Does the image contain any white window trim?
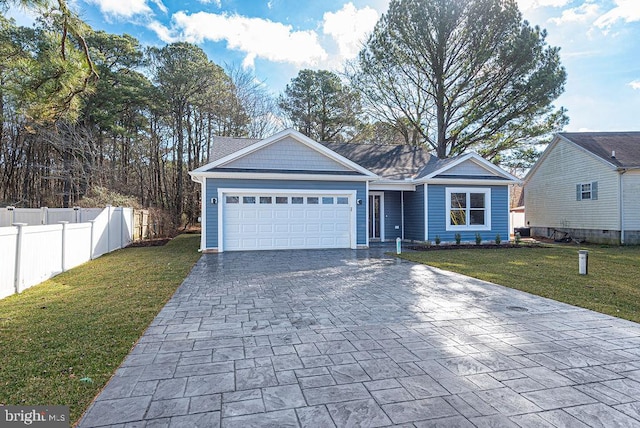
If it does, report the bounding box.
[579,182,592,200]
[445,187,491,231]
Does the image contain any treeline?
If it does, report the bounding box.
[0,17,277,225]
[1,0,568,225]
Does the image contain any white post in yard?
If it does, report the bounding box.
[578,250,588,275]
[12,223,27,293]
[396,237,401,255]
[60,221,69,272]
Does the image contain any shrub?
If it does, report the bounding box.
[475,233,482,245]
[455,233,461,245]
[495,233,501,245]
[435,235,441,245]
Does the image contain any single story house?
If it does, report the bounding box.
[189,129,520,252]
[524,132,640,245]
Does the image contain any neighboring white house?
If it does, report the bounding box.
[524,132,640,244]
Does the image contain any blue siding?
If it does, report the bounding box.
[205,178,366,248]
[427,185,509,242]
[383,191,402,240]
[403,185,425,241]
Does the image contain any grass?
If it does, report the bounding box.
[399,244,640,324]
[0,234,201,424]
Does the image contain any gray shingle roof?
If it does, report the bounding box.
[207,136,480,180]
[321,142,447,180]
[560,132,640,168]
[210,136,260,162]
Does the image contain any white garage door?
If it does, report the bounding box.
[222,192,353,251]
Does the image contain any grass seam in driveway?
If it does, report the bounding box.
[0,234,201,424]
[398,244,640,324]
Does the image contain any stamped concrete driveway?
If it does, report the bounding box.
[79,248,640,427]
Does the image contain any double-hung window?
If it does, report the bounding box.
[446,188,491,231]
[576,182,598,201]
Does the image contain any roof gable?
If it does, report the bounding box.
[220,136,353,172]
[418,153,519,182]
[192,129,377,178]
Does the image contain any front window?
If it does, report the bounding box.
[446,188,491,230]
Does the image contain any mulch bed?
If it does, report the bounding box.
[127,238,172,247]
[408,242,540,251]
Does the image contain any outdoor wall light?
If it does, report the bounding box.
[211,198,218,204]
[357,199,363,205]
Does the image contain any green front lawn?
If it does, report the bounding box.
[0,234,201,424]
[399,244,640,323]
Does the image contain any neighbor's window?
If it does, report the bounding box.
[577,182,598,201]
[446,188,491,231]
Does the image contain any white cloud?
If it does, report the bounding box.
[84,0,166,18]
[150,0,168,14]
[322,3,379,60]
[549,3,599,24]
[594,0,640,29]
[151,11,328,68]
[197,0,222,6]
[629,80,640,90]
[517,0,570,11]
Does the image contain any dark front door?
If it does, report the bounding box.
[369,193,382,240]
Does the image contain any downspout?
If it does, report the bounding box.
[401,191,405,240]
[619,169,626,245]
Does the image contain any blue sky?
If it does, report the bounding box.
[8,0,640,132]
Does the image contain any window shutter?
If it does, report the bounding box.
[592,181,598,200]
[576,184,582,201]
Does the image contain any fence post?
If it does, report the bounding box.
[89,220,96,260]
[13,223,27,294]
[60,221,69,272]
[42,207,48,224]
[106,205,112,252]
[74,206,80,223]
[120,207,125,249]
[7,206,15,225]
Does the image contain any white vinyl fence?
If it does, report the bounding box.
[0,206,133,300]
[0,206,102,227]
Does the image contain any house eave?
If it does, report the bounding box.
[369,180,416,191]
[421,178,521,186]
[188,171,376,182]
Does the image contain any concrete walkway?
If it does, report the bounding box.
[78,248,640,427]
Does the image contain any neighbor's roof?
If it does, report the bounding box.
[560,132,640,168]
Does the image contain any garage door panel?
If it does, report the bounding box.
[274,224,289,233]
[223,191,353,251]
[258,224,273,233]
